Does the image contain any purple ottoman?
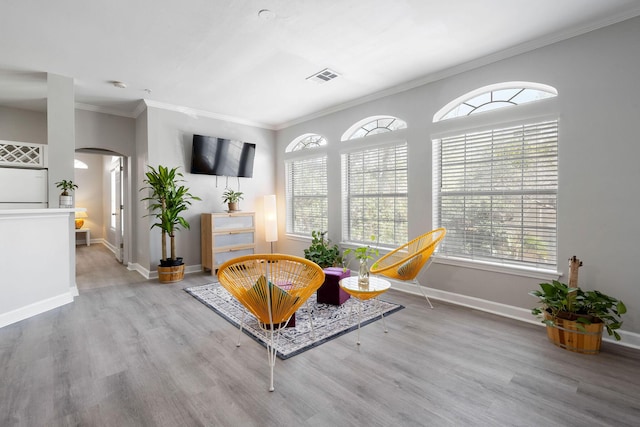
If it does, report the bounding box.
[317,267,351,305]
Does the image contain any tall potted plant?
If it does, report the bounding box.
[141,165,200,283]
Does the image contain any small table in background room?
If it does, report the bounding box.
[339,276,391,345]
[75,228,91,246]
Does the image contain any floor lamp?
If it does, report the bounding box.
[264,195,278,253]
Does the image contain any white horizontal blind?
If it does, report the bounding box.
[434,120,558,268]
[285,156,328,235]
[342,143,408,246]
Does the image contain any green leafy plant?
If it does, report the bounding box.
[303,230,342,269]
[55,180,78,195]
[141,165,200,266]
[343,234,379,265]
[530,280,627,340]
[222,188,244,204]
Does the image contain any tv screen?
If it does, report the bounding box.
[191,135,255,177]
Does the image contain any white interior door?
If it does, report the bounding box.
[112,158,124,262]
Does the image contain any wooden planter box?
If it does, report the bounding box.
[544,312,603,354]
[158,264,185,283]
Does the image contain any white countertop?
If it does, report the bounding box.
[0,208,82,215]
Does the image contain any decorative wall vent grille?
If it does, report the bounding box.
[0,140,48,168]
[306,68,340,84]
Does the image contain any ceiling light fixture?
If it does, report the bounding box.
[258,9,275,20]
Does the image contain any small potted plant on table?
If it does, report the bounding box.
[222,188,244,212]
[343,235,379,288]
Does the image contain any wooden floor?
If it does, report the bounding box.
[1,244,639,426]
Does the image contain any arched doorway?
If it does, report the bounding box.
[74,148,131,267]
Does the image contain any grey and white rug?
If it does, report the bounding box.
[185,283,404,359]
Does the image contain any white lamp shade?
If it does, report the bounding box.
[264,195,278,243]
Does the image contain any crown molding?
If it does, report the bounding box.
[275,8,640,130]
[143,99,275,130]
[74,102,139,118]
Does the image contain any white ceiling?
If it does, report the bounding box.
[2,0,640,129]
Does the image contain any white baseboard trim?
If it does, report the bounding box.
[128,263,150,279]
[392,281,640,350]
[186,264,203,275]
[101,239,116,253]
[128,263,201,280]
[0,293,74,329]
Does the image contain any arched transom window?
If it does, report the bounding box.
[434,82,557,122]
[286,133,327,152]
[342,116,407,141]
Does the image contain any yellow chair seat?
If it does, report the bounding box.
[370,228,446,307]
[217,253,325,391]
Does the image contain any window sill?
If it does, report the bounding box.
[285,233,312,243]
[433,255,562,281]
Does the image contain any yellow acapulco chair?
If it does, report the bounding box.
[216,253,325,391]
[370,228,446,308]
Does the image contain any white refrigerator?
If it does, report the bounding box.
[0,167,48,209]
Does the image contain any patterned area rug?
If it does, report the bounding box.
[184,283,404,359]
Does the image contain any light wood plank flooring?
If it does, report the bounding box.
[1,244,639,426]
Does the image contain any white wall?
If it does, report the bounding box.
[275,16,640,334]
[139,105,277,273]
[0,106,46,144]
[75,109,136,157]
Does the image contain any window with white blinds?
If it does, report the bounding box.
[285,156,328,235]
[433,120,558,268]
[342,143,408,246]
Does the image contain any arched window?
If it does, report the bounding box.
[434,82,557,122]
[432,82,559,270]
[341,116,407,141]
[285,134,328,236]
[341,116,408,246]
[286,133,327,152]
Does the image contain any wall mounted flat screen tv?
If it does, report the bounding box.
[190,134,256,177]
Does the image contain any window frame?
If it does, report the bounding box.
[340,132,409,249]
[432,83,560,277]
[284,135,329,238]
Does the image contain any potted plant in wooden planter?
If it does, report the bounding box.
[141,165,200,283]
[530,256,626,354]
[222,188,244,211]
[55,179,78,208]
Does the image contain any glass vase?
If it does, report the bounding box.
[358,258,370,289]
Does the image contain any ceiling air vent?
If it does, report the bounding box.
[306,68,340,84]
